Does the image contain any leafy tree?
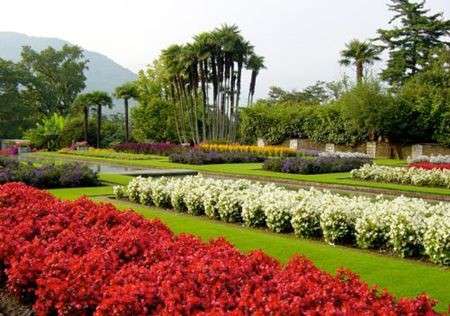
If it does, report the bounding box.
[377,0,450,86]
[114,82,139,142]
[0,58,34,138]
[131,99,177,143]
[339,39,381,82]
[20,44,88,116]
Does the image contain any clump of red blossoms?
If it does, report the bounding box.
[0,182,441,315]
[409,162,450,170]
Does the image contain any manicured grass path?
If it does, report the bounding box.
[35,151,450,197]
[48,176,450,311]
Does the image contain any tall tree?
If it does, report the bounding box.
[155,24,264,143]
[247,54,265,105]
[82,91,112,148]
[114,82,139,143]
[377,0,450,86]
[20,44,88,116]
[0,58,34,138]
[339,39,380,83]
[71,93,92,143]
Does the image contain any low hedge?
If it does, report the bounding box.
[0,156,99,188]
[169,150,265,165]
[263,156,372,174]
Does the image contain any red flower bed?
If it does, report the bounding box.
[0,183,441,315]
[409,162,450,170]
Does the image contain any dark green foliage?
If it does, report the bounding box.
[131,99,178,143]
[0,59,34,138]
[377,0,450,86]
[20,45,88,116]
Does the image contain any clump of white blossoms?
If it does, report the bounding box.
[116,175,450,265]
[351,164,450,188]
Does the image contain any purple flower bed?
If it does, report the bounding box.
[263,156,372,174]
[113,142,184,156]
[0,156,99,188]
[169,150,265,165]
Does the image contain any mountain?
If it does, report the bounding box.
[0,32,137,111]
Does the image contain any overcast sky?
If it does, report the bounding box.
[1,0,448,99]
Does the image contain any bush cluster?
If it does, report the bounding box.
[263,156,371,174]
[118,176,450,265]
[0,182,439,314]
[0,156,99,188]
[169,150,265,165]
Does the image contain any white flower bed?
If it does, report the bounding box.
[409,154,450,164]
[319,151,371,159]
[351,164,450,188]
[114,176,450,265]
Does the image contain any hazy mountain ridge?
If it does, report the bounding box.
[0,32,137,111]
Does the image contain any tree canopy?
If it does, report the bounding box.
[377,0,450,86]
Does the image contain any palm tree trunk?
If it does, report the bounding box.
[83,105,89,144]
[96,104,102,148]
[356,62,363,83]
[124,98,129,143]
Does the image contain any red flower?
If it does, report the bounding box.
[0,182,441,315]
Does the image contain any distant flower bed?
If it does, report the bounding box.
[409,162,450,170]
[0,156,99,188]
[115,176,450,265]
[169,149,265,165]
[409,154,450,164]
[59,147,153,160]
[113,142,183,156]
[319,151,371,159]
[0,183,439,314]
[200,143,295,157]
[351,164,450,188]
[263,156,372,174]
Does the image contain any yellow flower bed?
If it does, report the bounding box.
[199,144,295,156]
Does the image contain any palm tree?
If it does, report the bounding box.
[84,91,113,148]
[71,93,91,144]
[114,82,138,143]
[246,54,265,105]
[339,39,381,83]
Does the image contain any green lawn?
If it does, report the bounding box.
[35,151,450,197]
[48,179,450,311]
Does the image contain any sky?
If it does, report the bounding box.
[1,0,449,99]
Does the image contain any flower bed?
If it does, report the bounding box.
[59,147,154,160]
[409,162,450,170]
[200,143,295,157]
[113,142,183,156]
[410,155,450,164]
[263,156,372,174]
[351,164,450,188]
[0,156,99,188]
[0,183,440,314]
[169,149,265,165]
[115,176,450,265]
[319,151,371,159]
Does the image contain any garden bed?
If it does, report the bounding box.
[169,149,265,164]
[0,183,441,315]
[115,176,450,265]
[351,164,450,188]
[0,156,99,188]
[263,155,371,174]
